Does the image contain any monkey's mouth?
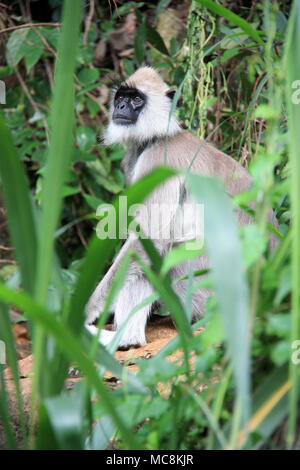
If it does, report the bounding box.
[113,116,135,125]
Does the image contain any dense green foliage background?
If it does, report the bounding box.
[0,0,299,451]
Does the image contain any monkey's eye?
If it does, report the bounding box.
[116,96,123,102]
[133,96,141,102]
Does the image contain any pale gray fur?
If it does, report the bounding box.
[85,67,278,348]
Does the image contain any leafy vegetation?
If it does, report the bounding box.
[0,0,299,450]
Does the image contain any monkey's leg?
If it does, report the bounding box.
[85,236,153,347]
[85,235,138,324]
[86,274,153,348]
[112,274,154,347]
[85,268,115,325]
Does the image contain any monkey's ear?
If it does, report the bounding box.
[166,89,176,100]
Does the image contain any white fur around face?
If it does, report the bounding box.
[104,87,181,145]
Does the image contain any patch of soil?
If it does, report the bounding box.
[1,314,203,449]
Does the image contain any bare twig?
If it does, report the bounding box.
[43,58,54,92]
[31,24,57,57]
[0,22,60,35]
[83,0,95,46]
[214,17,224,144]
[0,2,12,9]
[72,201,88,248]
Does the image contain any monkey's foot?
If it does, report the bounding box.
[85,323,146,349]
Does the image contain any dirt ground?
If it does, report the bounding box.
[1,314,203,449]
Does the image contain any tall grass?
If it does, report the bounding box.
[285,0,300,447]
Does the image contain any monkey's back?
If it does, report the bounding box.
[130,129,252,197]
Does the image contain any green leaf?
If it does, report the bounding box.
[61,184,80,198]
[274,266,291,305]
[24,29,44,73]
[270,340,290,366]
[6,29,29,66]
[254,104,278,119]
[145,23,169,56]
[93,173,123,194]
[43,391,85,450]
[71,148,96,162]
[43,28,60,49]
[134,21,147,65]
[123,58,135,76]
[161,243,203,275]
[77,68,100,86]
[86,96,100,117]
[240,224,267,268]
[76,125,96,151]
[83,194,104,211]
[25,46,43,73]
[200,310,224,349]
[266,313,291,338]
[6,28,45,72]
[85,415,116,450]
[156,0,172,20]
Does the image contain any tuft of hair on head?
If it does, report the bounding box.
[104,66,181,145]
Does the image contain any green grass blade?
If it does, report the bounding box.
[186,173,250,426]
[0,281,140,449]
[30,0,82,435]
[0,114,37,294]
[34,0,82,303]
[137,238,192,338]
[207,364,232,450]
[248,366,299,449]
[186,385,228,449]
[0,301,26,447]
[85,415,116,450]
[237,73,269,159]
[0,365,17,449]
[220,366,300,450]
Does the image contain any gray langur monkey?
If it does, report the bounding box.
[85,66,278,348]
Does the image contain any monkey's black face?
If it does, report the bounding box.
[113,86,146,125]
